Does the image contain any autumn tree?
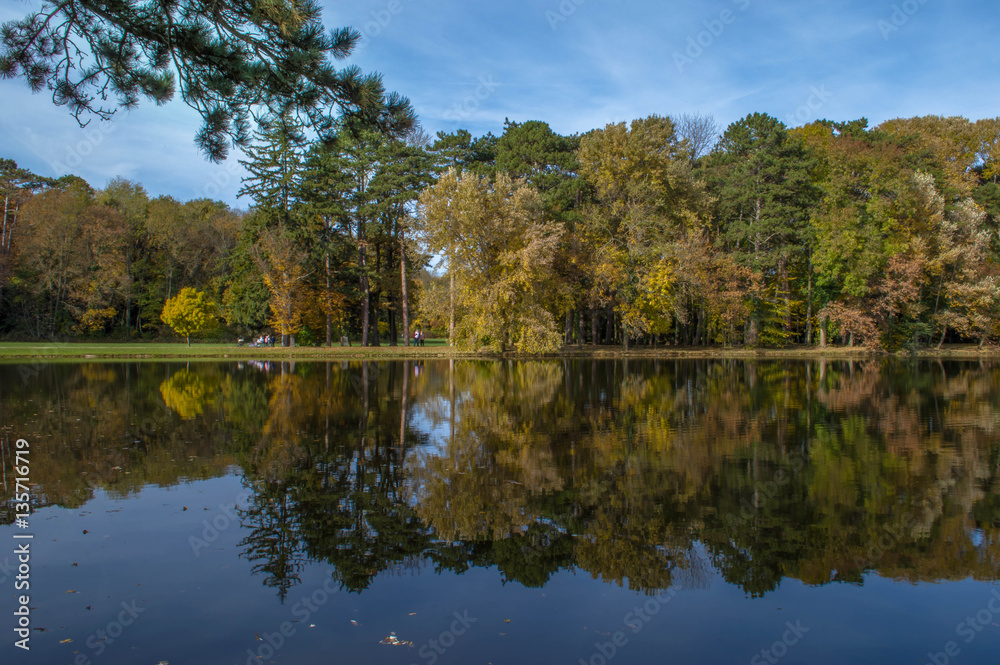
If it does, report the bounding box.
[577,115,706,348]
[255,228,310,347]
[0,160,50,303]
[161,287,218,346]
[420,171,563,353]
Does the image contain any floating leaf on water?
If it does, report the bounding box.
[59,639,72,644]
[379,633,412,646]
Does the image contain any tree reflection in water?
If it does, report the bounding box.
[3,358,999,599]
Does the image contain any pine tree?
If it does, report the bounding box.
[1,0,414,160]
[706,113,818,346]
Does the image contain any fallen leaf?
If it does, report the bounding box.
[380,633,412,647]
[59,639,72,644]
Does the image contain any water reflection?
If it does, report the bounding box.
[3,358,999,600]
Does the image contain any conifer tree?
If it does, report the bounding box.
[0,0,414,160]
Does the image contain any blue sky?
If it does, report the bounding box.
[1,0,997,207]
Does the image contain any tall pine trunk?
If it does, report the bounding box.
[325,252,332,346]
[400,231,410,347]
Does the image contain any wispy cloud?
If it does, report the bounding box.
[0,0,996,205]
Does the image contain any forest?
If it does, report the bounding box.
[2,112,999,352]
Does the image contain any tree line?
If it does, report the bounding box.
[2,112,999,351]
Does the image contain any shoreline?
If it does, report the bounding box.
[0,342,996,361]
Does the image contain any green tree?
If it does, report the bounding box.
[160,287,218,345]
[98,177,151,335]
[496,119,587,343]
[706,113,818,346]
[1,0,414,160]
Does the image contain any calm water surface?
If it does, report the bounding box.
[1,358,999,664]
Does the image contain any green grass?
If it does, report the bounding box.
[0,339,465,360]
[0,340,995,361]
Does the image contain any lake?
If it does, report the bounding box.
[1,358,999,664]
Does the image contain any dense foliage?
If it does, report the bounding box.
[1,112,999,351]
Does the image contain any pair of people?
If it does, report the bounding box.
[412,329,425,347]
[240,334,273,347]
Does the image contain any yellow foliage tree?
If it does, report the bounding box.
[160,287,218,346]
[255,229,310,346]
[420,171,564,353]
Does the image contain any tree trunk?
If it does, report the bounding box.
[819,316,827,348]
[369,295,380,346]
[400,233,410,347]
[577,309,584,348]
[388,301,397,347]
[449,270,455,347]
[186,335,190,347]
[325,251,332,347]
[359,220,370,346]
[780,257,791,334]
[806,262,813,346]
[936,326,946,350]
[590,307,598,346]
[564,311,572,345]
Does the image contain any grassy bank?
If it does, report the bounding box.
[0,341,996,361]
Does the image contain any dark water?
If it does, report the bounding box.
[1,358,999,665]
